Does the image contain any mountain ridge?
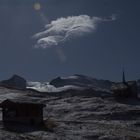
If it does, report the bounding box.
[0,74,140,93]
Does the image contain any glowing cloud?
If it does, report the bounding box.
[33,15,116,48]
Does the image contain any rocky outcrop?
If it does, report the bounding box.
[1,74,26,90]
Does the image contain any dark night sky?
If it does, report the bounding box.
[0,0,140,82]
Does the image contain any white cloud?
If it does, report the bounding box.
[33,15,116,48]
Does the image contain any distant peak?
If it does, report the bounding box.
[1,74,26,90]
[12,74,23,78]
[74,74,86,77]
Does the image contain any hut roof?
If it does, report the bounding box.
[0,99,46,108]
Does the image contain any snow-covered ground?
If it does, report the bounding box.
[0,86,140,139]
[27,81,84,92]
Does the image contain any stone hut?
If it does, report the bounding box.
[0,99,46,126]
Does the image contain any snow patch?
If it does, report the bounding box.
[27,81,84,92]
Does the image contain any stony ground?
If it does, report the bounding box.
[0,87,140,140]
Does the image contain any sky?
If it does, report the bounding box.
[0,0,140,82]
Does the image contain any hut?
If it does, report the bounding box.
[0,99,46,126]
[111,71,138,98]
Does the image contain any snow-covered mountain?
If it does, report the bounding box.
[50,74,113,90]
[27,74,113,92]
[1,74,140,93]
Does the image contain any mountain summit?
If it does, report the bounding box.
[1,74,26,89]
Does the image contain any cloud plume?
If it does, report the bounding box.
[33,15,116,48]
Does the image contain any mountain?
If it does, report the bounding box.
[27,74,113,92]
[0,74,26,90]
[1,74,140,94]
[50,74,113,91]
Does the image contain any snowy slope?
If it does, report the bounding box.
[27,81,84,92]
[0,76,140,139]
[0,86,140,139]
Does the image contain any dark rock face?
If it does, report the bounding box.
[1,75,26,89]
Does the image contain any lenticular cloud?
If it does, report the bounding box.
[33,15,116,48]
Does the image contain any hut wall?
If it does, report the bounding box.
[2,105,44,125]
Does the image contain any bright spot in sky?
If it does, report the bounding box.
[34,3,41,11]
